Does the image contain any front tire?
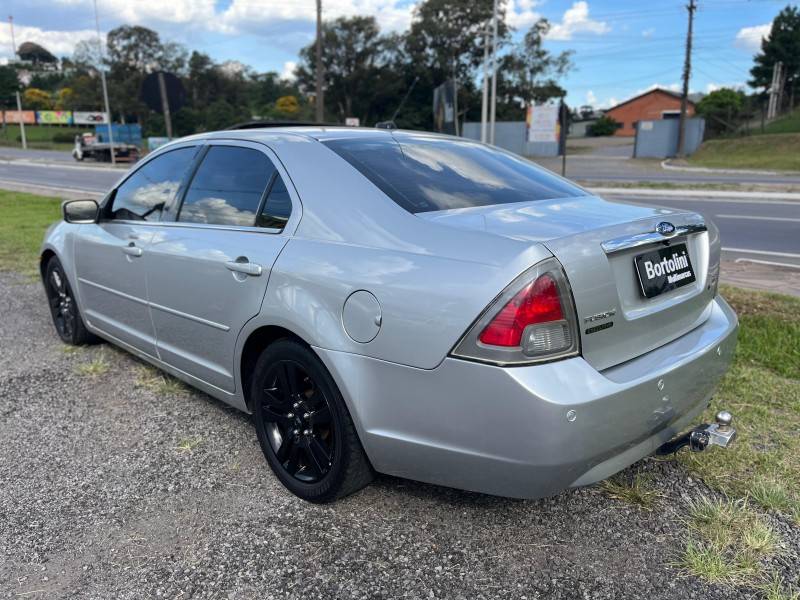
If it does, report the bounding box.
[44,257,98,346]
[251,339,373,503]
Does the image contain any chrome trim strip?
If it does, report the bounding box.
[78,277,148,305]
[149,301,231,332]
[601,222,707,254]
[101,219,282,235]
[79,277,230,332]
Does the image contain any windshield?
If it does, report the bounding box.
[321,132,586,214]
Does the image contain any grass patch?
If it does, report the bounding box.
[678,497,781,585]
[681,287,800,518]
[135,365,187,396]
[763,109,800,135]
[75,352,110,378]
[176,437,203,453]
[0,190,62,275]
[600,472,661,510]
[579,180,800,194]
[0,124,90,151]
[687,133,800,172]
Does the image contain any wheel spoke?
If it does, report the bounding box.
[275,431,295,462]
[285,443,302,476]
[306,437,331,475]
[261,404,291,426]
[263,386,288,408]
[308,405,331,426]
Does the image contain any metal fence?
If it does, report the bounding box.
[633,118,705,158]
[461,121,560,157]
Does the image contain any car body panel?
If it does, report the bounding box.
[41,126,738,499]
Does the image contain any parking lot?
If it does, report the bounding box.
[1,270,797,599]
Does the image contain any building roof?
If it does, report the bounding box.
[605,88,696,113]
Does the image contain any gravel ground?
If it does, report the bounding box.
[1,272,797,599]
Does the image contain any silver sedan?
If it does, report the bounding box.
[41,126,738,503]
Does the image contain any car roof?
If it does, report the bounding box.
[177,126,460,145]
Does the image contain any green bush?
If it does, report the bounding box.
[52,131,79,143]
[587,115,620,136]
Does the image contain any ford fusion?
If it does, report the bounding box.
[41,127,738,503]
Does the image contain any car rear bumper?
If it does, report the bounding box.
[315,296,738,499]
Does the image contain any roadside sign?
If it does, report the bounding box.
[526,104,560,143]
[37,111,73,125]
[73,111,109,125]
[345,117,360,127]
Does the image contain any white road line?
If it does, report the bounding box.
[715,214,800,223]
[734,258,800,270]
[722,247,800,259]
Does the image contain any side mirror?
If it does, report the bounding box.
[63,199,100,224]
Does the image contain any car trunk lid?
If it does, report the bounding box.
[418,195,718,370]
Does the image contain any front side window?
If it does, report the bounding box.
[178,146,276,227]
[321,133,586,214]
[109,146,197,221]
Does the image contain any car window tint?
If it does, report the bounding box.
[256,175,292,230]
[178,146,275,226]
[109,147,197,221]
[321,133,587,213]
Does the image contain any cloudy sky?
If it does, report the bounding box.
[0,0,783,109]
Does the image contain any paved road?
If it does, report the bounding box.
[1,155,798,267]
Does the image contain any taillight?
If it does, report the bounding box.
[451,258,579,366]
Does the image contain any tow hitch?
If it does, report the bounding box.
[656,411,737,455]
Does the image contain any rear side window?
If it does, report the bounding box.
[322,133,586,213]
[109,146,197,221]
[257,176,292,230]
[178,146,276,227]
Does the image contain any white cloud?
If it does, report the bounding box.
[585,90,597,105]
[0,24,97,60]
[55,0,217,27]
[506,0,543,30]
[642,28,655,38]
[547,1,610,41]
[281,61,297,81]
[705,82,745,93]
[735,23,770,51]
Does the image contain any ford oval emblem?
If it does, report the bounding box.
[656,221,676,236]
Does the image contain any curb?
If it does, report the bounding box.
[660,159,800,177]
[0,157,130,172]
[0,179,104,200]
[588,187,800,202]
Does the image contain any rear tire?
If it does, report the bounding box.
[251,339,373,503]
[43,257,98,346]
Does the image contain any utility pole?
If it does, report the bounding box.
[157,72,173,138]
[315,0,324,123]
[767,61,783,120]
[676,0,696,158]
[489,0,499,145]
[15,91,26,149]
[480,26,489,143]
[93,0,116,165]
[8,16,17,59]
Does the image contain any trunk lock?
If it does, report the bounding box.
[656,411,737,455]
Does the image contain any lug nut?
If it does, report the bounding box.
[303,412,311,420]
[293,401,300,409]
[287,412,294,419]
[303,429,311,436]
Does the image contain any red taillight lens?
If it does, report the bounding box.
[478,274,564,347]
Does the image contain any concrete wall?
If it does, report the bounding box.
[462,121,559,157]
[634,118,705,158]
[606,90,696,137]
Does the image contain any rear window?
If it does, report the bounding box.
[321,133,586,214]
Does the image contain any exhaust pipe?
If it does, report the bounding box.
[656,410,737,455]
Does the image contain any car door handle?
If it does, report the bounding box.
[122,244,143,257]
[225,260,263,277]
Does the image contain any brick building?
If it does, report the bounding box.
[604,88,696,137]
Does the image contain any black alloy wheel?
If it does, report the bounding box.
[252,339,373,502]
[260,359,335,483]
[44,258,97,346]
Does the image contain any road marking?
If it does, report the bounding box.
[596,191,800,206]
[734,258,800,270]
[715,214,800,223]
[722,247,800,259]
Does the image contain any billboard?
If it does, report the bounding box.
[526,104,560,143]
[433,80,457,135]
[3,110,36,124]
[73,111,109,125]
[37,111,73,125]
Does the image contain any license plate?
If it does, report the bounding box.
[634,243,696,298]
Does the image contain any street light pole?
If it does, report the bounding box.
[93,0,116,165]
[489,0,498,145]
[8,16,17,59]
[315,0,324,123]
[480,26,489,143]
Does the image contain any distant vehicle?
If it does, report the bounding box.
[43,126,738,503]
[72,133,139,163]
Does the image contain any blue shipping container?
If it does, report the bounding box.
[94,124,143,147]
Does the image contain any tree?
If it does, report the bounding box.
[696,88,746,135]
[296,16,399,124]
[22,87,52,110]
[275,95,300,116]
[0,66,20,107]
[749,5,800,110]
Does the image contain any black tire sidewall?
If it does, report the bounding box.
[251,339,350,503]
